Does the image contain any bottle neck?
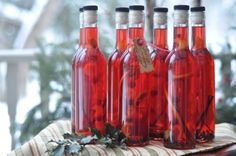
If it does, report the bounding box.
[84,25,98,49]
[79,28,84,48]
[129,25,144,42]
[115,28,128,52]
[154,27,168,49]
[192,24,206,49]
[173,25,189,50]
[129,10,144,42]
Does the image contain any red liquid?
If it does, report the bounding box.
[71,28,84,133]
[164,27,197,149]
[75,27,107,135]
[153,29,168,50]
[107,29,128,128]
[191,26,215,143]
[121,27,150,146]
[149,28,169,140]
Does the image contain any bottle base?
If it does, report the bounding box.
[126,136,149,147]
[164,141,195,150]
[196,133,214,143]
[150,132,164,141]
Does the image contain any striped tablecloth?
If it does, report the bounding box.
[8,120,236,156]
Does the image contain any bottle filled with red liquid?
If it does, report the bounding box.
[149,7,169,140]
[164,5,197,149]
[71,8,84,133]
[107,7,129,128]
[190,6,215,143]
[75,5,107,135]
[120,5,153,146]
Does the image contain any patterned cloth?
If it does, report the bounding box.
[8,120,236,156]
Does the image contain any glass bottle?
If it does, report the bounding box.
[107,7,129,128]
[121,5,153,146]
[149,7,169,140]
[71,8,84,133]
[191,6,215,143]
[164,5,197,149]
[75,5,107,135]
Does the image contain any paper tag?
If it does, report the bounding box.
[133,39,154,73]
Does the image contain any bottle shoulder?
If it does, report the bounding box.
[192,48,213,56]
[166,49,196,65]
[191,48,214,63]
[121,49,139,64]
[151,48,170,61]
[73,47,84,63]
[108,49,125,62]
[77,48,107,64]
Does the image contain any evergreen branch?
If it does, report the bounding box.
[46,123,127,156]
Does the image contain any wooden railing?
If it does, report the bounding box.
[0,49,37,62]
[0,48,38,149]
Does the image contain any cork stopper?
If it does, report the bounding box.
[129,5,144,26]
[115,7,129,25]
[153,7,168,28]
[174,5,189,25]
[191,7,205,25]
[83,5,98,27]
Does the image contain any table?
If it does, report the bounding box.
[8,120,236,156]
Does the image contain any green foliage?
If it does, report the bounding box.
[46,123,127,156]
[213,41,236,125]
[34,40,73,95]
[19,40,75,143]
